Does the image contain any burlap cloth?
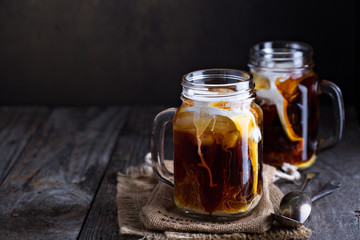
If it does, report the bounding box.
[116,160,312,239]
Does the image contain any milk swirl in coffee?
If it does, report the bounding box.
[151,69,264,219]
[173,89,263,216]
[246,41,342,169]
[251,63,318,168]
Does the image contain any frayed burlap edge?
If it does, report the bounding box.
[116,164,312,240]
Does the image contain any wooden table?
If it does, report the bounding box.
[0,106,359,240]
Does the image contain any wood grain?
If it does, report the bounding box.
[0,106,358,240]
[0,107,49,184]
[79,106,360,240]
[78,106,165,240]
[0,107,129,240]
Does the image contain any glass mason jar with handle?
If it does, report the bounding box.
[151,69,263,220]
[248,41,345,169]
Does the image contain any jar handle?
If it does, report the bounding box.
[151,108,177,187]
[317,80,345,150]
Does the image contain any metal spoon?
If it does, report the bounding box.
[279,172,317,223]
[273,180,342,227]
[271,172,317,227]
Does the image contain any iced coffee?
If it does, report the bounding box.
[249,41,344,169]
[173,98,262,217]
[151,69,263,219]
[251,70,318,168]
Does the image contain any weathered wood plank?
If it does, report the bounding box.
[80,106,360,240]
[1,106,355,239]
[78,106,165,240]
[0,107,129,240]
[277,106,360,239]
[0,107,49,184]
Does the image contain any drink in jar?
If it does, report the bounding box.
[151,69,264,219]
[252,69,318,168]
[249,41,345,169]
[173,98,263,216]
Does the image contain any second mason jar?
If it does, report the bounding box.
[151,69,263,220]
[248,41,344,169]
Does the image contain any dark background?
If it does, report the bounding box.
[0,0,358,107]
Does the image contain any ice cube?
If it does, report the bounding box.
[252,72,270,90]
[223,131,239,148]
[209,87,236,94]
[173,111,195,132]
[199,133,214,146]
[211,115,236,134]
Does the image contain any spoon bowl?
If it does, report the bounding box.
[280,191,312,223]
[274,180,342,227]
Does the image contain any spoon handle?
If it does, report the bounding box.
[300,172,318,192]
[311,180,342,202]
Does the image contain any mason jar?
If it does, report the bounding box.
[151,69,263,220]
[248,41,344,169]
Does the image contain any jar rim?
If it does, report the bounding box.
[249,41,314,69]
[251,41,313,54]
[182,68,252,86]
[181,69,255,102]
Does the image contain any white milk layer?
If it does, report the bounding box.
[253,67,304,142]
